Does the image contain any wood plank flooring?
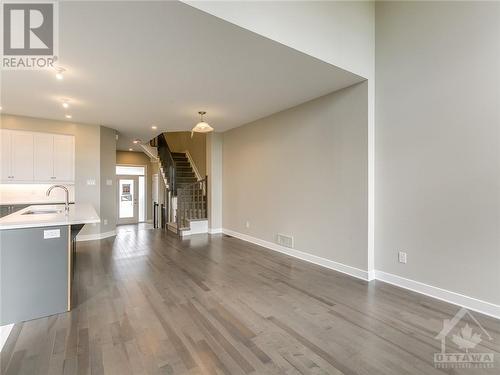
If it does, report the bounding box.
[2,224,500,374]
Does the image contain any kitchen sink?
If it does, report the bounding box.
[22,209,63,215]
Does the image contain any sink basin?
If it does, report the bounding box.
[22,209,63,215]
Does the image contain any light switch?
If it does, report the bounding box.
[86,179,96,186]
[44,229,60,239]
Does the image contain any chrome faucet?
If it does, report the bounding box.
[47,185,70,212]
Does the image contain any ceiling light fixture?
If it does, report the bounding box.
[191,111,214,136]
[133,139,141,144]
[129,148,133,151]
[54,67,66,80]
[151,125,157,130]
[65,114,72,119]
[62,101,69,109]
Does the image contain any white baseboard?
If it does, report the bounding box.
[180,220,208,237]
[209,228,222,234]
[0,324,13,352]
[221,228,371,281]
[220,228,500,319]
[375,271,500,319]
[367,269,376,282]
[76,230,116,242]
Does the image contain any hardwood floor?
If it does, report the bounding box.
[2,224,500,374]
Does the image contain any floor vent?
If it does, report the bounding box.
[276,233,294,249]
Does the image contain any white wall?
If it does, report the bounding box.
[375,1,500,305]
[206,132,223,231]
[223,82,368,271]
[184,0,374,78]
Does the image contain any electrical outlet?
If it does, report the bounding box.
[398,251,407,264]
[245,221,250,228]
[44,229,60,239]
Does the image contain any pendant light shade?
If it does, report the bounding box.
[192,111,214,135]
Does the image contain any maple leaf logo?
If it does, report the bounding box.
[452,324,482,353]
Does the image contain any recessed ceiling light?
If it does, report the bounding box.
[151,125,157,130]
[133,139,140,144]
[62,102,69,109]
[65,114,72,119]
[129,148,133,151]
[0,106,2,111]
[54,67,66,80]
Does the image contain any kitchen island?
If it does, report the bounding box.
[0,204,100,325]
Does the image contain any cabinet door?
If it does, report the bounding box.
[34,133,54,181]
[53,135,74,181]
[10,131,34,181]
[1,130,12,181]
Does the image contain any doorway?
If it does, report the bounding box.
[116,165,146,225]
[117,176,138,224]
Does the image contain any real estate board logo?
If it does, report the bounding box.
[434,308,495,369]
[1,0,58,69]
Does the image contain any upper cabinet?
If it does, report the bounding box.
[1,129,75,183]
[1,130,34,182]
[52,135,75,181]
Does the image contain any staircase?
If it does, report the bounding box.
[151,133,208,236]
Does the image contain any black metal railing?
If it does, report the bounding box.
[153,202,159,228]
[176,176,208,230]
[152,133,177,195]
[152,133,208,235]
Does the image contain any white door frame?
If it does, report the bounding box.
[117,175,139,225]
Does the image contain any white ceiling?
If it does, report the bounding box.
[1,1,364,150]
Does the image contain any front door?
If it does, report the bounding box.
[117,176,139,224]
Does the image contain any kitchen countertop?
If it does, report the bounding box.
[0,201,76,206]
[0,204,100,230]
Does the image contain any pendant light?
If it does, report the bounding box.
[191,111,214,136]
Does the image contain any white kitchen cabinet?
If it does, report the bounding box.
[53,135,74,181]
[1,130,11,181]
[34,133,54,181]
[1,129,74,183]
[1,130,34,182]
[11,132,34,181]
[33,133,74,182]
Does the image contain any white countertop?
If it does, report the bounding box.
[0,201,75,206]
[0,204,100,230]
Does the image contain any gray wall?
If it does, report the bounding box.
[99,127,117,234]
[223,82,368,270]
[375,1,500,304]
[187,0,376,271]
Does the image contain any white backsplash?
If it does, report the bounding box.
[0,184,75,205]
